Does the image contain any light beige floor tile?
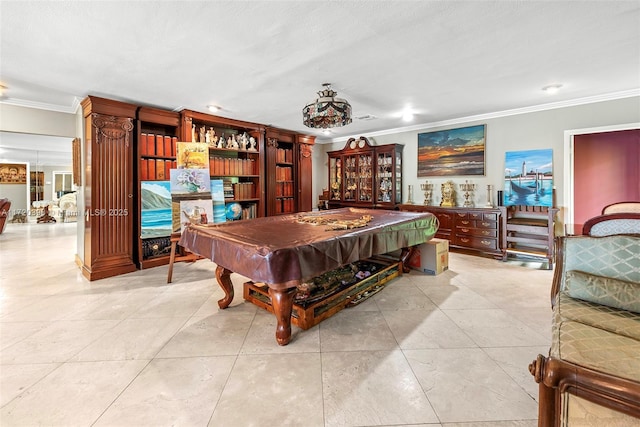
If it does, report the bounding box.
[383,309,476,349]
[156,312,255,358]
[0,295,44,317]
[61,291,164,320]
[0,321,49,349]
[1,319,119,364]
[374,280,438,311]
[209,353,324,427]
[322,349,439,426]
[405,348,538,423]
[414,281,497,310]
[129,290,211,318]
[240,309,320,354]
[0,360,148,426]
[503,307,553,343]
[443,309,549,347]
[483,346,550,400]
[71,317,188,361]
[0,293,109,322]
[320,310,399,352]
[94,356,235,427]
[191,285,258,317]
[0,362,60,406]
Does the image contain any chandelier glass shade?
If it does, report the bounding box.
[303,83,352,129]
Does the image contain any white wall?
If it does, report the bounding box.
[0,104,77,137]
[314,96,640,225]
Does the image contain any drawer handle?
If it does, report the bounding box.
[481,222,491,227]
[457,214,466,218]
[481,240,492,246]
[471,214,480,218]
[482,230,490,235]
[461,220,470,225]
[461,228,470,232]
[460,238,470,243]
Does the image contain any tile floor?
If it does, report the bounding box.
[0,222,553,426]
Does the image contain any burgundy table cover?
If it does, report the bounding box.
[179,207,438,287]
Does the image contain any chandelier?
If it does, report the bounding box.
[302,83,352,129]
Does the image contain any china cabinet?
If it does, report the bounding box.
[327,136,402,209]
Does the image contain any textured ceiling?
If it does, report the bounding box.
[1,1,639,165]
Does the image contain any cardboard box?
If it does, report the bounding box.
[408,238,449,275]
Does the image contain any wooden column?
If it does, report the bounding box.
[81,96,138,280]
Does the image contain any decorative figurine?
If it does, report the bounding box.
[440,180,456,207]
[421,181,433,205]
[239,132,248,151]
[460,180,476,207]
[191,124,197,142]
[199,126,206,144]
[217,133,225,149]
[248,136,257,151]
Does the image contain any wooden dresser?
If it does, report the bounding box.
[399,204,504,258]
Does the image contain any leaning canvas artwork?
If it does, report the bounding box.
[140,181,173,238]
[417,124,485,176]
[503,149,553,207]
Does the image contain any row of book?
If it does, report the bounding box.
[240,203,258,220]
[275,166,293,181]
[141,133,178,158]
[140,159,177,180]
[209,157,256,176]
[276,147,293,163]
[275,181,295,197]
[275,198,296,214]
[232,183,255,200]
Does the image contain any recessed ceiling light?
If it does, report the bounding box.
[322,129,332,136]
[402,111,414,122]
[207,105,220,113]
[542,84,563,94]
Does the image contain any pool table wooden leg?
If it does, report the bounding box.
[215,266,234,309]
[269,286,298,346]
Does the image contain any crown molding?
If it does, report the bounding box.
[328,88,640,143]
[0,96,81,114]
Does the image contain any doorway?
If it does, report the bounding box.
[564,124,640,232]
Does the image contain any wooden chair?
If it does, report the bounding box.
[500,204,558,269]
[602,201,640,214]
[0,198,11,234]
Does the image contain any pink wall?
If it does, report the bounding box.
[574,129,640,229]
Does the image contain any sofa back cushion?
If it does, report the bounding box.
[566,270,640,313]
[560,235,640,287]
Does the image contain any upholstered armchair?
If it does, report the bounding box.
[529,235,640,425]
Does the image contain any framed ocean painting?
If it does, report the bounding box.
[417,124,485,176]
[503,149,553,207]
[140,181,173,238]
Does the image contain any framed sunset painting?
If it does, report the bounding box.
[417,124,486,176]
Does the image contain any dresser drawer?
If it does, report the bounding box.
[434,212,454,229]
[456,226,497,238]
[454,235,499,251]
[455,212,469,220]
[476,220,497,229]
